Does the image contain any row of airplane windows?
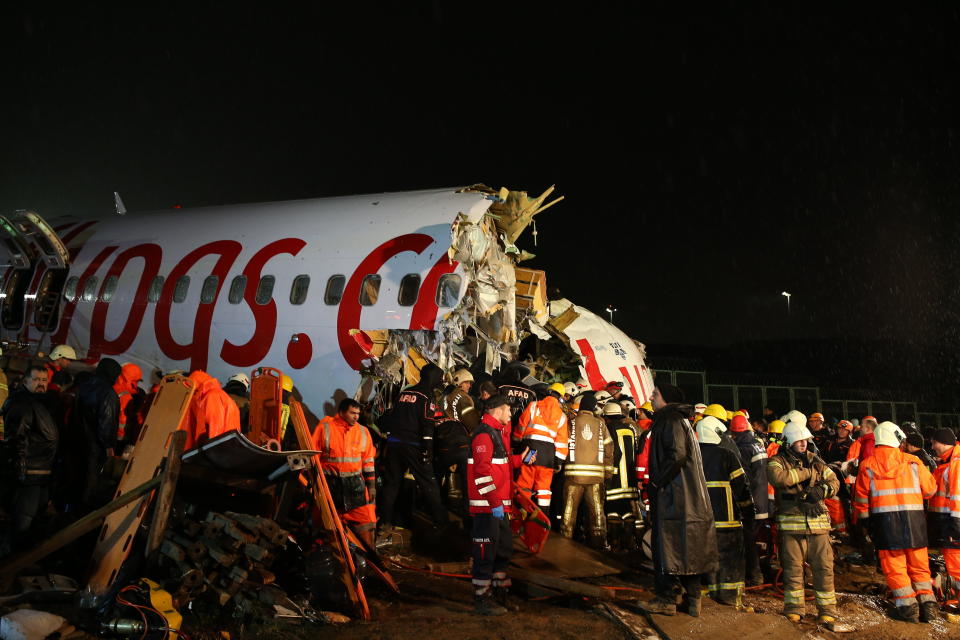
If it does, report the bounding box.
[61,272,463,308]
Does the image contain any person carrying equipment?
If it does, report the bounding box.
[515,383,569,513]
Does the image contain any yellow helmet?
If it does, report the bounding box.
[281,374,294,393]
[640,401,653,412]
[548,382,566,397]
[703,404,727,421]
[725,410,734,421]
[769,419,786,434]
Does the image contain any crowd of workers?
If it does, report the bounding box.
[4,346,960,625]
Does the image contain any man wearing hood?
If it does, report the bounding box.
[181,371,240,450]
[377,363,448,530]
[928,428,960,611]
[767,413,840,625]
[854,422,938,623]
[73,358,121,509]
[642,383,717,617]
[697,414,754,607]
[728,413,769,587]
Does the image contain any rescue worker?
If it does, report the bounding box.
[113,362,143,448]
[593,390,613,409]
[562,382,578,403]
[823,420,854,464]
[312,399,377,546]
[808,412,830,452]
[468,395,525,615]
[766,419,785,457]
[2,366,57,551]
[767,414,840,624]
[729,413,769,586]
[477,380,498,403]
[46,344,76,392]
[443,369,479,431]
[822,419,855,537]
[602,401,641,549]
[561,394,613,547]
[606,380,625,401]
[905,432,937,474]
[496,362,536,427]
[70,358,121,510]
[223,373,251,431]
[279,374,294,441]
[643,383,717,617]
[697,415,754,606]
[181,371,241,450]
[515,382,569,513]
[928,428,960,599]
[847,416,877,466]
[853,421,938,623]
[378,363,448,530]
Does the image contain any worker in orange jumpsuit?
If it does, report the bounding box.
[515,383,569,513]
[853,421,938,623]
[312,398,377,546]
[928,428,960,602]
[180,371,240,450]
[113,363,144,446]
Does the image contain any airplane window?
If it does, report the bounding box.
[173,276,190,303]
[324,274,346,305]
[148,276,164,303]
[398,273,421,307]
[290,275,310,305]
[436,273,462,308]
[200,275,219,304]
[100,276,119,302]
[255,275,275,305]
[228,275,247,304]
[63,276,79,302]
[359,274,381,306]
[82,276,100,302]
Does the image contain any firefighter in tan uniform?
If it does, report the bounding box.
[561,394,613,547]
[443,369,479,431]
[767,414,841,625]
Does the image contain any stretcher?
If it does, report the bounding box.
[510,483,550,554]
[249,367,283,445]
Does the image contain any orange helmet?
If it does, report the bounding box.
[809,412,824,422]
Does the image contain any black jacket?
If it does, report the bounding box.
[648,403,719,575]
[73,359,121,451]
[3,387,59,484]
[700,442,754,527]
[381,363,443,450]
[731,430,770,519]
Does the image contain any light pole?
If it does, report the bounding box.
[781,291,792,315]
[606,305,617,323]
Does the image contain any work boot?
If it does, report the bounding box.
[894,603,920,623]
[683,596,701,618]
[640,597,677,616]
[783,611,803,623]
[475,594,507,616]
[494,587,519,613]
[920,601,942,623]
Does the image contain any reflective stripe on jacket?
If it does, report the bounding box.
[767,449,839,534]
[515,397,570,459]
[929,443,960,548]
[311,414,376,480]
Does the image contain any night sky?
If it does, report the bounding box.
[4,5,960,402]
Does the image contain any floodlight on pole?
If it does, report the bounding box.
[781,291,792,315]
[606,305,617,323]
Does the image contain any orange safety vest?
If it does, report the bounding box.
[311,414,376,480]
[930,444,960,520]
[181,371,241,450]
[515,396,570,460]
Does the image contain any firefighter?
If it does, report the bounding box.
[697,415,754,607]
[561,394,613,547]
[278,374,294,442]
[223,373,251,431]
[767,414,840,624]
[182,371,241,450]
[928,428,960,600]
[113,362,144,448]
[468,395,525,616]
[515,382,570,514]
[822,419,855,538]
[766,419,785,456]
[728,413,769,586]
[602,401,641,549]
[443,369,479,431]
[853,421,938,623]
[808,412,831,452]
[46,344,76,392]
[311,398,377,546]
[377,363,449,530]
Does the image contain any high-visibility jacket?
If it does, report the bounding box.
[853,446,936,550]
[767,449,839,534]
[312,414,376,514]
[442,388,479,430]
[468,414,519,514]
[928,443,960,549]
[515,396,570,460]
[113,363,143,439]
[635,430,651,486]
[700,442,753,529]
[181,371,240,450]
[565,410,613,484]
[606,417,639,501]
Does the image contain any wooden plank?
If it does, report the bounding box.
[0,477,161,588]
[511,534,626,579]
[145,430,187,563]
[509,567,617,600]
[289,400,370,619]
[85,375,196,599]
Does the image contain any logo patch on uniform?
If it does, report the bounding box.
[582,425,594,440]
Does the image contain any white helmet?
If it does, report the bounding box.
[781,410,806,426]
[563,382,578,397]
[228,372,251,390]
[696,416,724,444]
[875,421,906,448]
[694,403,707,414]
[50,345,77,361]
[452,369,474,385]
[594,390,612,405]
[783,422,814,445]
[602,402,623,417]
[620,399,636,413]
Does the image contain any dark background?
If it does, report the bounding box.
[3,4,960,404]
